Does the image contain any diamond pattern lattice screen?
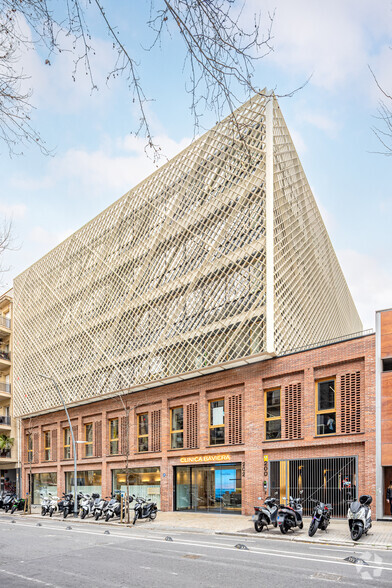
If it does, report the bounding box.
[13,94,362,417]
[272,102,362,353]
[13,95,269,416]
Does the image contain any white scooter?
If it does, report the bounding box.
[40,493,59,517]
[347,493,372,541]
[79,493,95,519]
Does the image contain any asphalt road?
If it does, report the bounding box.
[0,514,392,587]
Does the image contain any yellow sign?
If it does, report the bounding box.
[180,454,231,464]
[264,455,269,462]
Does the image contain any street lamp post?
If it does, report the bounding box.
[38,374,78,517]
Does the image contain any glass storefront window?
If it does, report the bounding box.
[85,423,93,457]
[112,467,161,509]
[109,418,119,455]
[32,472,57,504]
[65,470,102,496]
[175,464,241,512]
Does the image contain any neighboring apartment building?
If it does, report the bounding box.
[376,308,392,519]
[0,289,19,493]
[12,94,364,512]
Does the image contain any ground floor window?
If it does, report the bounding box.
[269,456,357,518]
[65,470,101,496]
[112,467,161,509]
[32,472,57,505]
[175,463,242,513]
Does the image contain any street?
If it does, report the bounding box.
[0,515,392,587]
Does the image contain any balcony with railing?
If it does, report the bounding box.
[0,316,11,332]
[0,450,12,459]
[0,350,11,368]
[0,382,11,398]
[0,415,11,427]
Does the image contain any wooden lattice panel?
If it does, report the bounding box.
[151,410,161,452]
[284,383,302,440]
[340,371,361,433]
[227,393,243,444]
[186,402,198,449]
[272,103,362,353]
[52,429,57,462]
[13,94,361,416]
[94,421,102,457]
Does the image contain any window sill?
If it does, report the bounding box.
[262,438,304,443]
[314,431,364,439]
[206,443,244,448]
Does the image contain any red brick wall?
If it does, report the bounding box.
[21,334,376,514]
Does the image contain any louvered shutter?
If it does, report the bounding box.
[284,383,302,440]
[228,393,243,444]
[120,416,128,455]
[52,429,57,461]
[186,403,198,449]
[94,421,102,457]
[340,372,361,433]
[33,432,39,463]
[151,410,161,452]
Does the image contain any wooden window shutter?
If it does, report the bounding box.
[33,432,39,463]
[186,402,198,449]
[151,410,161,452]
[94,421,102,457]
[120,416,128,455]
[284,383,302,440]
[340,371,361,433]
[228,393,243,445]
[52,429,57,462]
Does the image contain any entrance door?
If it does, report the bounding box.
[383,467,392,517]
[175,464,241,512]
[270,456,357,517]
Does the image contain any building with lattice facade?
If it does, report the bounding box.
[13,94,361,418]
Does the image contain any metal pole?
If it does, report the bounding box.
[38,374,78,517]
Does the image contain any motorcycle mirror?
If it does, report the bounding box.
[300,490,303,495]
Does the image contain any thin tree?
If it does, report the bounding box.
[117,394,131,524]
[0,1,278,157]
[369,65,392,156]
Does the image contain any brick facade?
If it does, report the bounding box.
[22,333,375,515]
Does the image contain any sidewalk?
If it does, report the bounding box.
[11,509,392,549]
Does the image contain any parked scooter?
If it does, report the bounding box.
[79,493,96,519]
[10,497,26,514]
[132,496,158,524]
[40,493,51,516]
[105,494,121,521]
[277,494,303,534]
[347,493,372,541]
[93,495,109,520]
[253,493,279,532]
[2,492,16,513]
[308,499,332,536]
[62,492,82,518]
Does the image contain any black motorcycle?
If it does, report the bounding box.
[277,495,303,534]
[2,492,16,513]
[132,496,158,525]
[63,492,82,518]
[308,499,332,536]
[253,495,279,532]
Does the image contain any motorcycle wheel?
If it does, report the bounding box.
[105,513,111,522]
[254,516,267,533]
[94,511,101,521]
[41,507,46,517]
[280,522,289,534]
[299,522,304,530]
[149,511,157,521]
[11,506,17,514]
[351,523,363,541]
[4,506,9,513]
[49,508,53,518]
[308,519,319,537]
[81,510,87,519]
[63,508,69,519]
[133,512,138,525]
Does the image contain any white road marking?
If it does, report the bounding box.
[1,519,392,575]
[0,568,58,587]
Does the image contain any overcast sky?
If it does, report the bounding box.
[2,0,392,330]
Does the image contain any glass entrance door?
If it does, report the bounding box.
[175,463,241,513]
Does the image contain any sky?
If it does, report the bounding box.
[1,0,392,330]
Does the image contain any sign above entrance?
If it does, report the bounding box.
[180,454,231,464]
